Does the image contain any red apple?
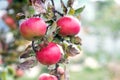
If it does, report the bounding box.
[0,59,2,64]
[7,0,13,4]
[19,17,47,40]
[57,67,64,75]
[16,69,24,77]
[39,73,58,80]
[36,42,61,65]
[2,15,16,29]
[57,16,81,36]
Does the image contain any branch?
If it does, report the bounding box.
[32,40,37,52]
[55,64,60,80]
[54,10,64,16]
[51,0,55,7]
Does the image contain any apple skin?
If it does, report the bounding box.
[0,59,2,64]
[39,73,58,80]
[57,16,81,36]
[57,67,64,75]
[19,17,47,40]
[36,42,61,65]
[7,0,13,4]
[16,69,24,77]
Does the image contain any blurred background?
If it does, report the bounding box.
[0,0,120,80]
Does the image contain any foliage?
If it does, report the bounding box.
[0,0,84,80]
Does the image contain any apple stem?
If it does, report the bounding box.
[32,40,37,52]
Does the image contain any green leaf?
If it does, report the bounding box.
[1,71,7,80]
[47,22,57,35]
[7,66,15,76]
[62,42,69,52]
[70,36,82,45]
[77,45,82,51]
[68,7,75,15]
[75,6,85,16]
[46,22,57,42]
[44,3,54,19]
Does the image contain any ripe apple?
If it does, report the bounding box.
[2,15,16,29]
[36,42,61,65]
[57,67,64,75]
[0,59,2,64]
[57,16,81,36]
[15,69,24,77]
[19,17,47,40]
[7,0,13,4]
[39,73,58,80]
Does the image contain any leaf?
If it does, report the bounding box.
[47,21,57,35]
[7,67,15,76]
[60,0,68,14]
[77,45,82,51]
[43,2,54,19]
[70,36,82,45]
[16,13,25,20]
[67,0,74,7]
[30,0,46,13]
[62,42,69,51]
[68,7,75,15]
[46,22,57,42]
[20,50,32,58]
[75,6,85,16]
[20,45,34,58]
[18,59,37,70]
[66,45,80,57]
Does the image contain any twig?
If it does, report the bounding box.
[50,0,56,20]
[32,40,37,52]
[51,0,55,7]
[54,10,64,16]
[55,64,60,80]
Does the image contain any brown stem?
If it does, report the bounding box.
[32,40,37,52]
[55,64,60,80]
[51,0,55,7]
[54,10,64,16]
[50,0,56,20]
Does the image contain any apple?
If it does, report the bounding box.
[0,59,2,64]
[19,17,47,40]
[57,67,64,75]
[57,16,81,36]
[36,42,61,65]
[7,0,13,4]
[2,15,16,29]
[39,73,58,80]
[16,69,24,77]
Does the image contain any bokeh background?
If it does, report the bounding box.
[0,0,120,80]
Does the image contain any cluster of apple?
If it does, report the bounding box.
[17,0,84,79]
[19,15,81,80]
